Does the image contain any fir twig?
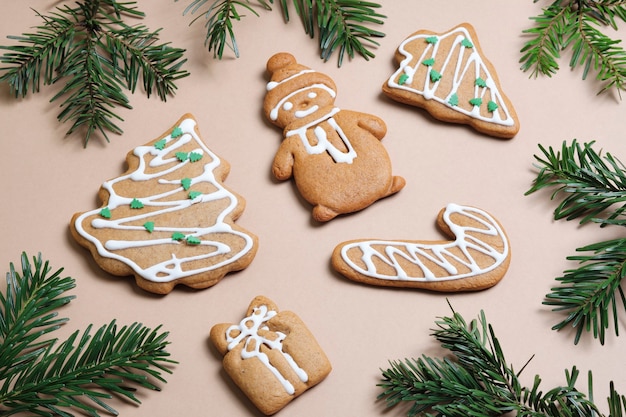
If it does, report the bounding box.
[0,253,176,416]
[378,305,624,416]
[520,0,626,97]
[526,140,626,344]
[177,0,386,66]
[0,1,189,146]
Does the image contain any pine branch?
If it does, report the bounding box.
[545,238,626,345]
[526,139,626,226]
[177,0,386,66]
[378,305,622,417]
[0,253,75,383]
[520,0,626,97]
[0,253,175,416]
[527,140,626,344]
[0,1,189,146]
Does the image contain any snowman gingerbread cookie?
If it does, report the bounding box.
[263,52,405,222]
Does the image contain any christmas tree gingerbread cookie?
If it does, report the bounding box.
[383,23,520,139]
[70,114,258,294]
[332,203,511,292]
[210,295,331,415]
[263,52,406,222]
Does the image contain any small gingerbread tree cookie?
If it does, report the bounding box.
[383,23,520,139]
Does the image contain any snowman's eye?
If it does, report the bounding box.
[308,92,317,99]
[283,101,293,111]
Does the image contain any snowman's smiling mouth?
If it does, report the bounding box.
[295,105,319,118]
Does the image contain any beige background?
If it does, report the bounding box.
[1,1,626,416]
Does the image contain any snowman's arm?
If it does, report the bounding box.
[342,110,387,140]
[272,140,295,180]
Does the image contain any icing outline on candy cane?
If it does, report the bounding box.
[339,203,509,281]
[387,26,515,127]
[73,117,256,283]
[225,304,308,395]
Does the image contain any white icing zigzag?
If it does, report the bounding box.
[387,25,515,127]
[73,117,256,284]
[339,204,509,282]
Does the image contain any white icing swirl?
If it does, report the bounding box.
[73,117,255,283]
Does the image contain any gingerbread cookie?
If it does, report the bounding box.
[332,203,510,291]
[210,296,331,415]
[70,114,258,294]
[263,52,405,222]
[383,23,519,139]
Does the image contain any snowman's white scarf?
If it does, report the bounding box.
[285,107,357,164]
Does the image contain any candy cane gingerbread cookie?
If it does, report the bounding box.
[331,204,511,291]
[263,52,405,222]
[70,114,258,294]
[383,23,520,139]
[210,296,331,415]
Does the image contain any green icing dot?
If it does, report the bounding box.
[186,236,201,245]
[176,152,189,162]
[425,36,438,44]
[430,69,442,82]
[422,58,435,67]
[100,207,111,218]
[475,77,487,88]
[144,221,155,233]
[171,127,183,138]
[181,178,192,190]
[487,101,499,112]
[398,74,409,85]
[469,97,483,107]
[154,139,166,150]
[172,232,186,241]
[448,93,459,107]
[130,198,144,209]
[461,38,474,48]
[189,152,203,162]
[189,191,202,200]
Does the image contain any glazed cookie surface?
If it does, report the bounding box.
[264,52,405,222]
[70,114,258,294]
[210,295,331,415]
[332,203,510,292]
[383,23,519,138]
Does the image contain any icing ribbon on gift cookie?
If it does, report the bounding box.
[332,204,511,292]
[225,304,308,395]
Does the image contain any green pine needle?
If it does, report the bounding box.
[527,140,626,345]
[178,0,386,66]
[0,253,176,416]
[0,1,189,146]
[520,0,626,97]
[379,304,623,416]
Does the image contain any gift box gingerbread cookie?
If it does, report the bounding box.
[210,296,331,415]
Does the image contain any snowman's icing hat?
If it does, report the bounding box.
[264,53,337,122]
